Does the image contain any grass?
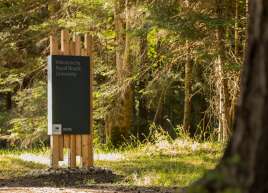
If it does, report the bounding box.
[95,137,223,187]
[0,133,223,187]
[0,147,49,179]
[0,155,46,179]
[0,147,50,156]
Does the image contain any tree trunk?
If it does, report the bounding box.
[189,1,268,192]
[121,0,134,135]
[215,0,231,142]
[6,92,12,110]
[234,0,239,56]
[136,30,149,136]
[183,0,192,133]
[105,0,134,145]
[243,0,249,61]
[183,40,192,133]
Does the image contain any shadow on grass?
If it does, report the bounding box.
[0,156,45,179]
[0,167,123,187]
[0,156,122,187]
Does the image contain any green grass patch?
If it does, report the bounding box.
[0,155,46,179]
[95,138,223,187]
[0,147,50,156]
[0,135,223,187]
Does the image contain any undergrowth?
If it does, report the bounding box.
[95,127,224,187]
[0,127,224,187]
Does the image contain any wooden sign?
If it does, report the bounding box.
[49,30,93,169]
[48,55,90,135]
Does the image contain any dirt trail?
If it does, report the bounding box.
[0,168,181,193]
[0,187,124,193]
[0,186,181,193]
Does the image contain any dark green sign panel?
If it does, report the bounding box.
[48,55,90,135]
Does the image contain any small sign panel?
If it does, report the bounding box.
[52,124,62,135]
[48,55,90,135]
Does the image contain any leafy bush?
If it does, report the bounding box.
[8,81,48,148]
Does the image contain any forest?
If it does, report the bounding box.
[3,0,268,193]
[0,0,247,148]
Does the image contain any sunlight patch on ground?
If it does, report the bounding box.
[19,154,51,166]
[94,153,124,161]
[17,152,124,166]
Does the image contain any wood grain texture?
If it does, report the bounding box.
[76,135,82,156]
[69,134,76,168]
[50,35,60,169]
[58,135,64,161]
[81,134,89,167]
[86,34,94,167]
[50,31,93,168]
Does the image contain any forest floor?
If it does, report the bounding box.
[0,138,223,193]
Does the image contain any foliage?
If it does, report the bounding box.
[0,0,247,147]
[8,82,47,148]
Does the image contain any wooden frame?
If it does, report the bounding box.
[49,30,93,168]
